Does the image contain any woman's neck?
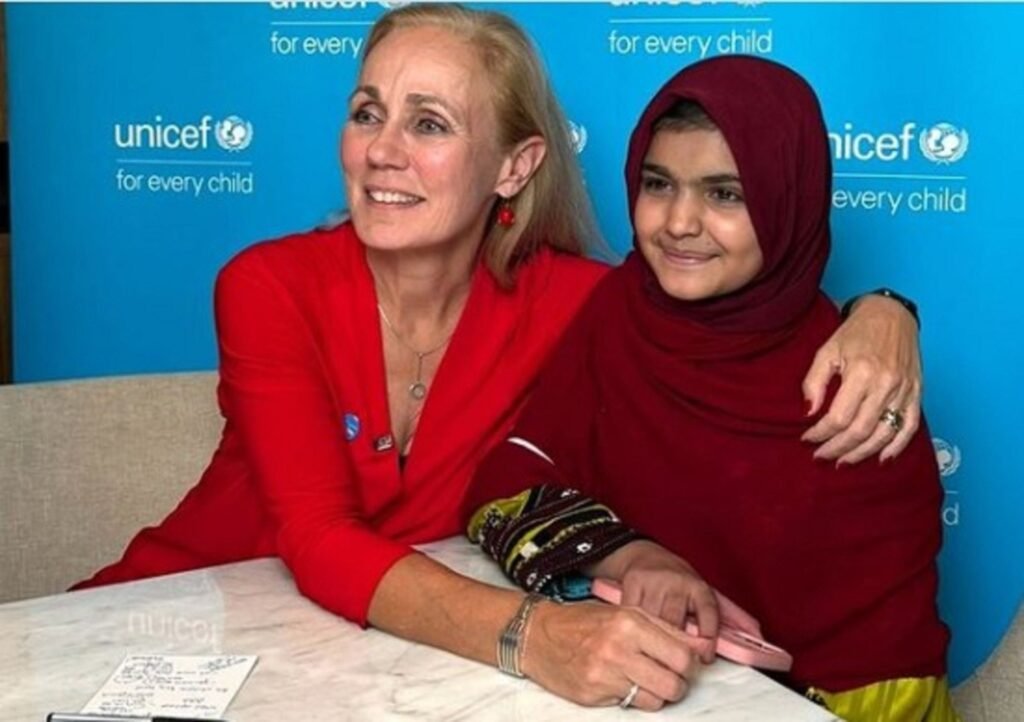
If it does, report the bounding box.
[366,242,477,341]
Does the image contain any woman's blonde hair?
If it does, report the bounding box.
[363,3,606,286]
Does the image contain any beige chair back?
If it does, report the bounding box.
[952,603,1024,722]
[0,372,220,603]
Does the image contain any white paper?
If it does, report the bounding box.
[81,654,258,719]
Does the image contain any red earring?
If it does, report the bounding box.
[497,198,516,227]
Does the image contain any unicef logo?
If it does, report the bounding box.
[569,121,588,155]
[919,123,968,164]
[378,1,411,8]
[215,116,253,152]
[932,437,962,477]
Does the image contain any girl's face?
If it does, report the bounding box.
[633,128,763,302]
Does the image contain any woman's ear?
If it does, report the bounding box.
[494,135,547,198]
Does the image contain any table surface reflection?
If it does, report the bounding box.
[0,537,838,721]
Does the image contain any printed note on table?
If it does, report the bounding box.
[81,654,258,719]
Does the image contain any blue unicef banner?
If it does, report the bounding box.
[6,1,1022,684]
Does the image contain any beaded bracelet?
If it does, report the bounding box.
[497,593,545,677]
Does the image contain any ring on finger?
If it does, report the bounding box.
[620,682,641,709]
[879,407,904,432]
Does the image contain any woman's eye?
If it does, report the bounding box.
[350,107,380,125]
[415,116,449,134]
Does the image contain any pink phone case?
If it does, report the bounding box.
[590,578,793,672]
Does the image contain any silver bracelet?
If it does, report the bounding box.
[497,593,545,677]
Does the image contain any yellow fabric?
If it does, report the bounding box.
[466,489,533,542]
[806,676,960,722]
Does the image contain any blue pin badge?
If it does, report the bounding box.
[343,413,361,442]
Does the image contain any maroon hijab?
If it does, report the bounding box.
[612,56,840,436]
[624,54,832,334]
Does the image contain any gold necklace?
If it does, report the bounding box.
[377,303,454,400]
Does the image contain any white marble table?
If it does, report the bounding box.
[0,538,838,721]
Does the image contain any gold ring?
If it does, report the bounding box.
[880,408,904,432]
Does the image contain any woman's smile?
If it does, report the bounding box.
[366,187,424,207]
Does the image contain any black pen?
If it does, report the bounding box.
[47,713,227,722]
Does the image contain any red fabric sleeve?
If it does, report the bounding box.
[215,250,411,626]
[461,278,605,524]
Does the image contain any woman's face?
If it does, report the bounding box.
[633,128,762,301]
[341,26,508,256]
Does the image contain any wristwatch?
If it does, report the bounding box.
[840,288,920,329]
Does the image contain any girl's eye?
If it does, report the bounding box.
[710,187,744,204]
[641,174,672,194]
[415,116,449,134]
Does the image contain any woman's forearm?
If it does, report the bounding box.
[367,550,702,711]
[367,552,524,667]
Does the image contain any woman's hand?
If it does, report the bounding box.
[522,600,703,711]
[802,293,922,465]
[370,554,697,711]
[587,540,719,660]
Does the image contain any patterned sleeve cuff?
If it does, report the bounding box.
[468,485,639,594]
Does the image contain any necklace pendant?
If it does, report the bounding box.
[409,382,427,400]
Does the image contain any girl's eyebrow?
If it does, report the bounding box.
[702,173,742,185]
[642,161,673,178]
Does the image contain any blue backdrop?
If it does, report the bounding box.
[7,1,1022,684]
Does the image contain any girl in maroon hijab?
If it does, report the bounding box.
[465,56,957,721]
